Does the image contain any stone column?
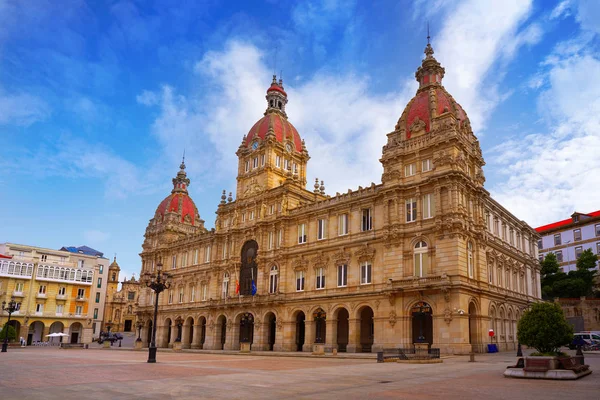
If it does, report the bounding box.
[372,316,384,352]
[325,318,337,351]
[273,321,284,352]
[191,323,201,349]
[224,321,236,350]
[204,322,218,350]
[252,322,267,351]
[169,323,178,348]
[281,321,296,352]
[346,318,360,353]
[302,320,315,352]
[156,325,165,348]
[182,322,192,349]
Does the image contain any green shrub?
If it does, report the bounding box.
[0,325,17,342]
[517,302,573,354]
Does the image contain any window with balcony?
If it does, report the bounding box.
[77,288,85,299]
[56,304,64,315]
[75,306,83,316]
[269,266,278,294]
[360,262,372,284]
[574,229,582,241]
[337,264,348,287]
[361,209,372,231]
[404,163,416,177]
[422,194,435,219]
[414,241,429,277]
[316,267,325,289]
[38,285,46,294]
[35,303,43,314]
[422,159,432,172]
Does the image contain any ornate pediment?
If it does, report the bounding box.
[311,252,329,268]
[332,248,351,265]
[354,245,376,262]
[409,117,426,136]
[293,256,309,271]
[241,178,265,199]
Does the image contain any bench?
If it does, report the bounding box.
[60,343,85,349]
[523,358,550,372]
[559,357,589,373]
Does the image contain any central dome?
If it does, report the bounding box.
[396,42,471,139]
[244,75,303,152]
[154,160,201,226]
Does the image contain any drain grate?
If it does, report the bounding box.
[379,381,392,384]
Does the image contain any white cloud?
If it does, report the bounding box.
[489,54,600,226]
[138,40,414,196]
[83,230,110,243]
[0,91,50,126]
[432,0,535,132]
[549,1,572,20]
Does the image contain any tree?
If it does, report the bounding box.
[517,302,573,355]
[0,325,17,342]
[571,249,598,296]
[540,253,566,299]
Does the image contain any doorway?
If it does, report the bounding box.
[295,312,305,351]
[411,301,433,345]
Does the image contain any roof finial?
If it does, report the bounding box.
[424,22,434,59]
[180,149,186,170]
[427,21,430,45]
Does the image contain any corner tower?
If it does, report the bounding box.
[235,76,309,199]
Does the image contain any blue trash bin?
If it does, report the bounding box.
[487,344,498,353]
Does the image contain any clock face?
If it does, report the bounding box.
[285,143,293,152]
[252,141,259,150]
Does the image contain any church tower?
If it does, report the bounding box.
[106,256,121,300]
[235,75,310,200]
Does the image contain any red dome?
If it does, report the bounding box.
[155,193,199,225]
[267,83,287,96]
[246,113,302,152]
[402,88,468,138]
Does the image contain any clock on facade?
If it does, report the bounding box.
[252,141,259,150]
[285,143,292,153]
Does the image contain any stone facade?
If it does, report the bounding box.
[102,257,142,334]
[134,44,541,354]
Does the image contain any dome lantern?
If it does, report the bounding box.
[265,74,288,117]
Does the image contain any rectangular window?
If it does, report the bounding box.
[77,288,85,299]
[38,285,46,294]
[404,163,416,176]
[422,159,432,172]
[361,209,372,231]
[253,157,259,168]
[245,161,250,172]
[516,233,521,250]
[222,243,227,259]
[182,252,188,267]
[574,229,582,241]
[554,234,561,246]
[269,270,278,294]
[193,249,199,264]
[97,277,102,288]
[596,224,600,237]
[597,242,600,255]
[293,162,298,174]
[538,239,543,250]
[406,198,417,222]
[202,284,207,301]
[298,223,307,244]
[75,305,82,316]
[278,229,283,248]
[56,304,64,315]
[205,246,211,263]
[575,246,583,259]
[337,264,348,287]
[270,204,275,215]
[242,213,246,222]
[338,214,349,236]
[268,231,274,250]
[249,210,254,220]
[296,271,305,292]
[316,267,325,289]
[275,156,281,168]
[36,303,43,313]
[422,194,435,219]
[58,286,66,296]
[318,218,327,240]
[494,219,499,235]
[78,259,85,268]
[179,288,184,303]
[168,290,173,304]
[261,154,265,166]
[16,282,24,292]
[555,251,563,263]
[284,159,290,171]
[99,264,103,274]
[95,292,100,303]
[360,262,372,284]
[510,229,514,246]
[41,254,47,262]
[172,255,177,270]
[128,291,135,300]
[93,308,98,319]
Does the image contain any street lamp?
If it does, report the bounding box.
[142,262,171,363]
[1,297,18,352]
[136,320,143,342]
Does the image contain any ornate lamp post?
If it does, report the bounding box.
[1,297,18,353]
[142,262,171,363]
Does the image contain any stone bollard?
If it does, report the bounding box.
[574,346,585,366]
[377,352,384,363]
[469,351,475,362]
[332,348,338,356]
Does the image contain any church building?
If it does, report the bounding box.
[134,42,541,354]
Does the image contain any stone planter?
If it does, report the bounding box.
[172,341,182,352]
[524,356,560,371]
[240,342,251,353]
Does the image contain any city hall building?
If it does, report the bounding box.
[133,43,541,354]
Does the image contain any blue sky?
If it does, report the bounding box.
[1,0,599,280]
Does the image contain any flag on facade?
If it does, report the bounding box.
[251,280,257,296]
[235,280,240,294]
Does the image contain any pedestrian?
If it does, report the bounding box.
[20,336,25,347]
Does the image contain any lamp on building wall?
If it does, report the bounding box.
[142,262,171,363]
[1,297,18,352]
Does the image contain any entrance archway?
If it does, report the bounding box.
[49,322,64,344]
[8,320,21,342]
[240,240,258,296]
[216,315,227,350]
[336,308,349,352]
[411,301,433,345]
[359,306,374,353]
[313,308,326,344]
[28,321,44,344]
[69,322,83,344]
[265,312,276,351]
[124,320,133,332]
[468,302,477,347]
[184,317,194,348]
[164,318,172,347]
[198,316,207,349]
[238,313,254,345]
[295,311,305,351]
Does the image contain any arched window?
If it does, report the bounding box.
[222,272,230,299]
[269,266,278,294]
[467,241,474,278]
[414,241,429,277]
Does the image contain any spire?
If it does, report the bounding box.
[265,74,288,117]
[415,28,445,89]
[171,158,191,194]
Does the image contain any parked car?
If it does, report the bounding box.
[568,332,600,349]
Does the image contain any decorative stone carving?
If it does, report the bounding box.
[332,248,351,265]
[374,300,380,310]
[388,311,397,327]
[354,245,376,263]
[444,308,452,325]
[409,117,426,136]
[293,257,309,271]
[311,252,329,268]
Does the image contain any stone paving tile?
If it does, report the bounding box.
[0,348,598,400]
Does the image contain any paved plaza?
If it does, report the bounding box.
[0,348,598,400]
